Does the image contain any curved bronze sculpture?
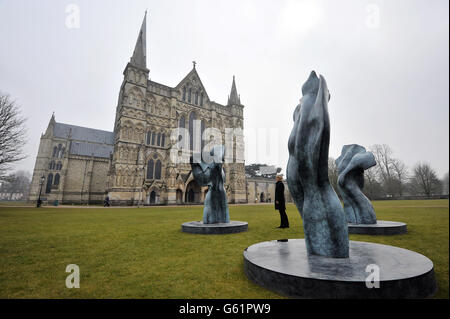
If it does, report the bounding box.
[286,71,349,258]
[335,144,377,224]
[190,145,230,224]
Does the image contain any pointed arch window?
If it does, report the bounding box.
[189,112,196,151]
[195,91,199,105]
[182,87,186,101]
[157,133,161,146]
[178,116,186,146]
[155,160,162,180]
[151,132,156,145]
[161,133,165,147]
[200,93,204,106]
[146,131,151,145]
[52,146,58,158]
[56,162,62,170]
[147,159,154,179]
[179,116,185,129]
[49,161,55,170]
[45,173,53,194]
[188,88,192,103]
[54,173,60,186]
[57,144,64,158]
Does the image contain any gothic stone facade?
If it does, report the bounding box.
[29,14,246,205]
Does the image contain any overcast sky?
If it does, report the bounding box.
[0,0,448,177]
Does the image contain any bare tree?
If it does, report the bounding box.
[370,144,396,195]
[0,93,27,179]
[391,158,409,196]
[370,144,408,197]
[364,166,384,199]
[410,162,442,197]
[370,144,394,182]
[328,157,339,193]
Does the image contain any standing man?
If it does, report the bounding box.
[275,174,289,228]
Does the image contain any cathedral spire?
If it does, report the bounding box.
[44,112,56,137]
[228,75,241,106]
[130,11,147,69]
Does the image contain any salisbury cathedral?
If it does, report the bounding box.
[28,13,248,205]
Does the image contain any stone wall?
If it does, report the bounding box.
[246,177,292,204]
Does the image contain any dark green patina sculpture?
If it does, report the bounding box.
[190,145,230,224]
[335,144,377,224]
[286,71,349,258]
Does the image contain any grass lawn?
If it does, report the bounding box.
[0,200,448,299]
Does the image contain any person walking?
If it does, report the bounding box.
[104,196,111,207]
[275,174,289,228]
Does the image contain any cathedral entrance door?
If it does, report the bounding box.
[149,191,156,204]
[185,180,200,203]
[187,189,195,203]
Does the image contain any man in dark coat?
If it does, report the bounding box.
[104,196,111,207]
[275,174,289,228]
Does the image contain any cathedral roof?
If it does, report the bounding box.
[69,141,114,159]
[52,122,114,159]
[53,122,114,145]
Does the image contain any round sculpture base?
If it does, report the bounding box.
[243,239,436,299]
[348,220,407,235]
[182,221,248,234]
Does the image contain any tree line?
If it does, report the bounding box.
[0,170,31,201]
[329,144,449,200]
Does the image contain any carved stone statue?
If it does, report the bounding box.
[286,71,349,258]
[190,145,230,224]
[335,144,377,224]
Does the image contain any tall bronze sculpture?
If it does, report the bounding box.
[286,71,349,258]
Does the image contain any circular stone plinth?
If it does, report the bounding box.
[182,221,248,234]
[243,239,436,299]
[348,220,407,235]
